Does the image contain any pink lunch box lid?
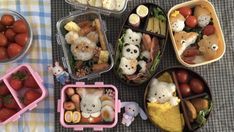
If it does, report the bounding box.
[58,82,121,131]
[0,64,48,125]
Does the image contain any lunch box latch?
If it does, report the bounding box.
[57,99,61,112]
[94,82,104,86]
[75,82,85,86]
[61,57,68,69]
[56,34,62,45]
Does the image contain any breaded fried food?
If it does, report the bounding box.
[191,98,209,112]
[185,100,197,123]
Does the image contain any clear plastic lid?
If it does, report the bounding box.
[65,0,130,16]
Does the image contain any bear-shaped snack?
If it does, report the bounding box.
[71,37,97,61]
[119,57,137,75]
[77,88,104,124]
[198,34,221,60]
[124,29,142,47]
[174,31,198,55]
[122,43,140,60]
[194,5,211,28]
[170,11,186,32]
[147,79,180,106]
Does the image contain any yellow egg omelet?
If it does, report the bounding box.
[147,102,184,132]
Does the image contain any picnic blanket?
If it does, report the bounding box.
[0,0,54,132]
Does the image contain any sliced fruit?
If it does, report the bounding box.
[72,111,81,123]
[64,111,73,123]
[23,90,41,105]
[0,108,17,122]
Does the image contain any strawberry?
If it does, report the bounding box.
[3,95,19,109]
[23,90,41,105]
[9,71,26,91]
[0,83,10,96]
[0,108,17,122]
[24,75,39,89]
[0,97,3,109]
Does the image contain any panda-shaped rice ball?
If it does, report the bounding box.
[122,43,140,60]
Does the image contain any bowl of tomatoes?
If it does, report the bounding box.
[0,9,33,63]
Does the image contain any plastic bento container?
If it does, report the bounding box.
[168,0,226,67]
[144,66,213,132]
[0,9,33,64]
[0,64,47,125]
[65,0,130,16]
[113,3,168,86]
[56,11,114,81]
[57,82,121,131]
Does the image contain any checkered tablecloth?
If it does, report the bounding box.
[0,0,54,132]
[52,0,234,132]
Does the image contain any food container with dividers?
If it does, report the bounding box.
[57,82,121,131]
[144,66,213,131]
[113,3,168,86]
[168,0,226,67]
[56,11,114,81]
[0,64,47,125]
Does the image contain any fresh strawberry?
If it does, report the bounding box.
[0,108,17,122]
[24,75,39,89]
[0,97,3,109]
[0,83,10,96]
[23,90,41,105]
[3,95,19,109]
[9,71,26,91]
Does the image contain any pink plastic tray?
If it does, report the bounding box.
[0,64,47,125]
[58,82,121,131]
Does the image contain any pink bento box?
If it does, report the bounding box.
[57,82,121,131]
[0,64,47,125]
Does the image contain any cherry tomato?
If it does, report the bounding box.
[176,70,189,83]
[186,16,198,28]
[203,25,215,36]
[0,23,6,32]
[190,78,204,94]
[179,83,191,97]
[1,14,15,26]
[179,7,192,18]
[0,34,7,46]
[13,20,28,33]
[5,29,16,42]
[15,33,28,46]
[7,43,23,58]
[0,47,8,60]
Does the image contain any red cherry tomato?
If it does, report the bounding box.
[5,29,16,42]
[0,23,6,32]
[179,83,191,97]
[13,20,28,33]
[203,25,215,36]
[179,7,192,18]
[186,16,198,28]
[15,33,28,46]
[190,79,204,94]
[0,34,7,46]
[7,43,23,58]
[1,14,15,26]
[0,47,8,60]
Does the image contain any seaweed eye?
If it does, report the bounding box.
[126,48,130,52]
[133,109,135,112]
[92,104,95,108]
[83,104,86,107]
[155,93,157,96]
[129,107,131,110]
[136,39,138,41]
[132,67,134,69]
[86,46,89,48]
[211,44,218,51]
[76,46,79,49]
[163,95,165,97]
[125,65,128,67]
[181,40,186,44]
[134,50,138,53]
[129,37,131,39]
